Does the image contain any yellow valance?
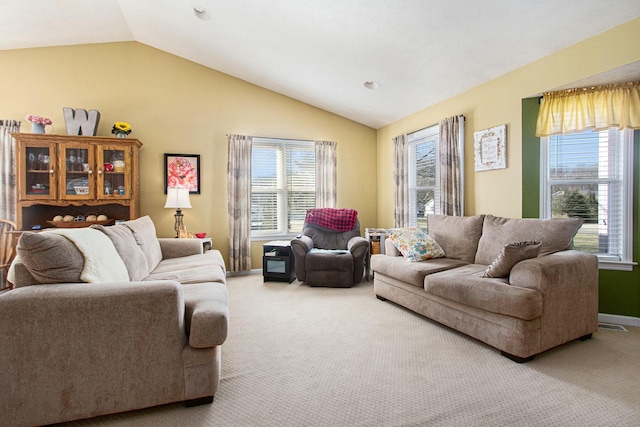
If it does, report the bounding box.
[535,81,640,137]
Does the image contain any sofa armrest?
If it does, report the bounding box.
[291,235,314,282]
[509,250,599,346]
[509,250,598,294]
[348,236,369,259]
[348,236,369,284]
[158,238,204,259]
[291,235,313,254]
[182,283,230,348]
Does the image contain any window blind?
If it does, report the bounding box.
[285,145,315,232]
[251,139,315,236]
[251,145,280,232]
[408,125,439,227]
[542,129,632,261]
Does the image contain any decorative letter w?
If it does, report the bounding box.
[63,107,101,136]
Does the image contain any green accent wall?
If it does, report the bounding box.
[521,98,640,318]
[521,98,541,218]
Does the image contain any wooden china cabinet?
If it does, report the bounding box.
[11,133,142,230]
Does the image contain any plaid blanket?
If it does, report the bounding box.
[305,208,358,232]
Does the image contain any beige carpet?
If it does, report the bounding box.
[63,274,640,426]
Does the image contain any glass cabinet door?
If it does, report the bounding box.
[23,143,56,199]
[60,144,94,199]
[97,145,131,199]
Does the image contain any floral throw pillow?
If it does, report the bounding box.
[388,228,446,262]
[482,241,542,278]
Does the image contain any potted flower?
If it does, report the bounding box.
[25,114,52,134]
[112,121,132,138]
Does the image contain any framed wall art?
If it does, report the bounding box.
[164,153,201,194]
[473,124,506,172]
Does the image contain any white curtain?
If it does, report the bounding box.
[439,115,464,216]
[315,140,336,208]
[227,134,253,272]
[392,134,409,228]
[0,120,20,222]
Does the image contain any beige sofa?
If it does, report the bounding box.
[371,214,599,362]
[0,216,229,426]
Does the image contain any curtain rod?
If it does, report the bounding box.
[542,80,640,98]
[225,134,316,142]
[406,114,465,136]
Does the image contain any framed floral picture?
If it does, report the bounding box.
[164,153,200,194]
[473,124,507,172]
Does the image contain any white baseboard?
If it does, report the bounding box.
[598,313,640,327]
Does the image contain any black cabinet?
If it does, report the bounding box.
[263,241,296,283]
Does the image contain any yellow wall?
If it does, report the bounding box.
[3,18,640,268]
[0,42,377,269]
[376,18,640,227]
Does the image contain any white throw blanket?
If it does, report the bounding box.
[47,228,129,283]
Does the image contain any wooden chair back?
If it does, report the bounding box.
[0,219,18,290]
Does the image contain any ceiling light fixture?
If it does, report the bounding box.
[192,5,211,21]
[363,81,381,90]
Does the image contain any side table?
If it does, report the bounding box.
[199,237,213,251]
[263,240,296,283]
[364,228,386,281]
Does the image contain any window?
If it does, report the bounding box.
[540,128,634,269]
[408,124,439,227]
[251,138,315,238]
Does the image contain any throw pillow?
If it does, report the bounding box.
[91,224,150,281]
[388,228,445,262]
[482,241,542,278]
[16,232,84,285]
[474,215,583,265]
[122,215,163,272]
[426,214,485,263]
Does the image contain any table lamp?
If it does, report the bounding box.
[164,187,192,237]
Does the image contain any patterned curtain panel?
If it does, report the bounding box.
[536,81,640,137]
[0,120,20,222]
[314,140,337,208]
[227,134,253,272]
[439,115,464,216]
[392,134,408,228]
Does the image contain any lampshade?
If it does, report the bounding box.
[164,187,192,209]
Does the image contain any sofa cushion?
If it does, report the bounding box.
[146,251,227,285]
[123,215,163,272]
[424,264,543,320]
[387,228,445,262]
[371,254,467,288]
[15,232,84,285]
[308,248,350,255]
[15,228,129,285]
[426,214,485,263]
[474,215,583,265]
[92,224,150,281]
[306,251,353,271]
[483,241,542,278]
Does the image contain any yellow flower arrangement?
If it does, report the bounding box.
[112,121,132,136]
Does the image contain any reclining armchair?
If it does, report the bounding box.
[291,208,369,287]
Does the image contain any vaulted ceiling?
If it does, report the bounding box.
[2,1,640,128]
